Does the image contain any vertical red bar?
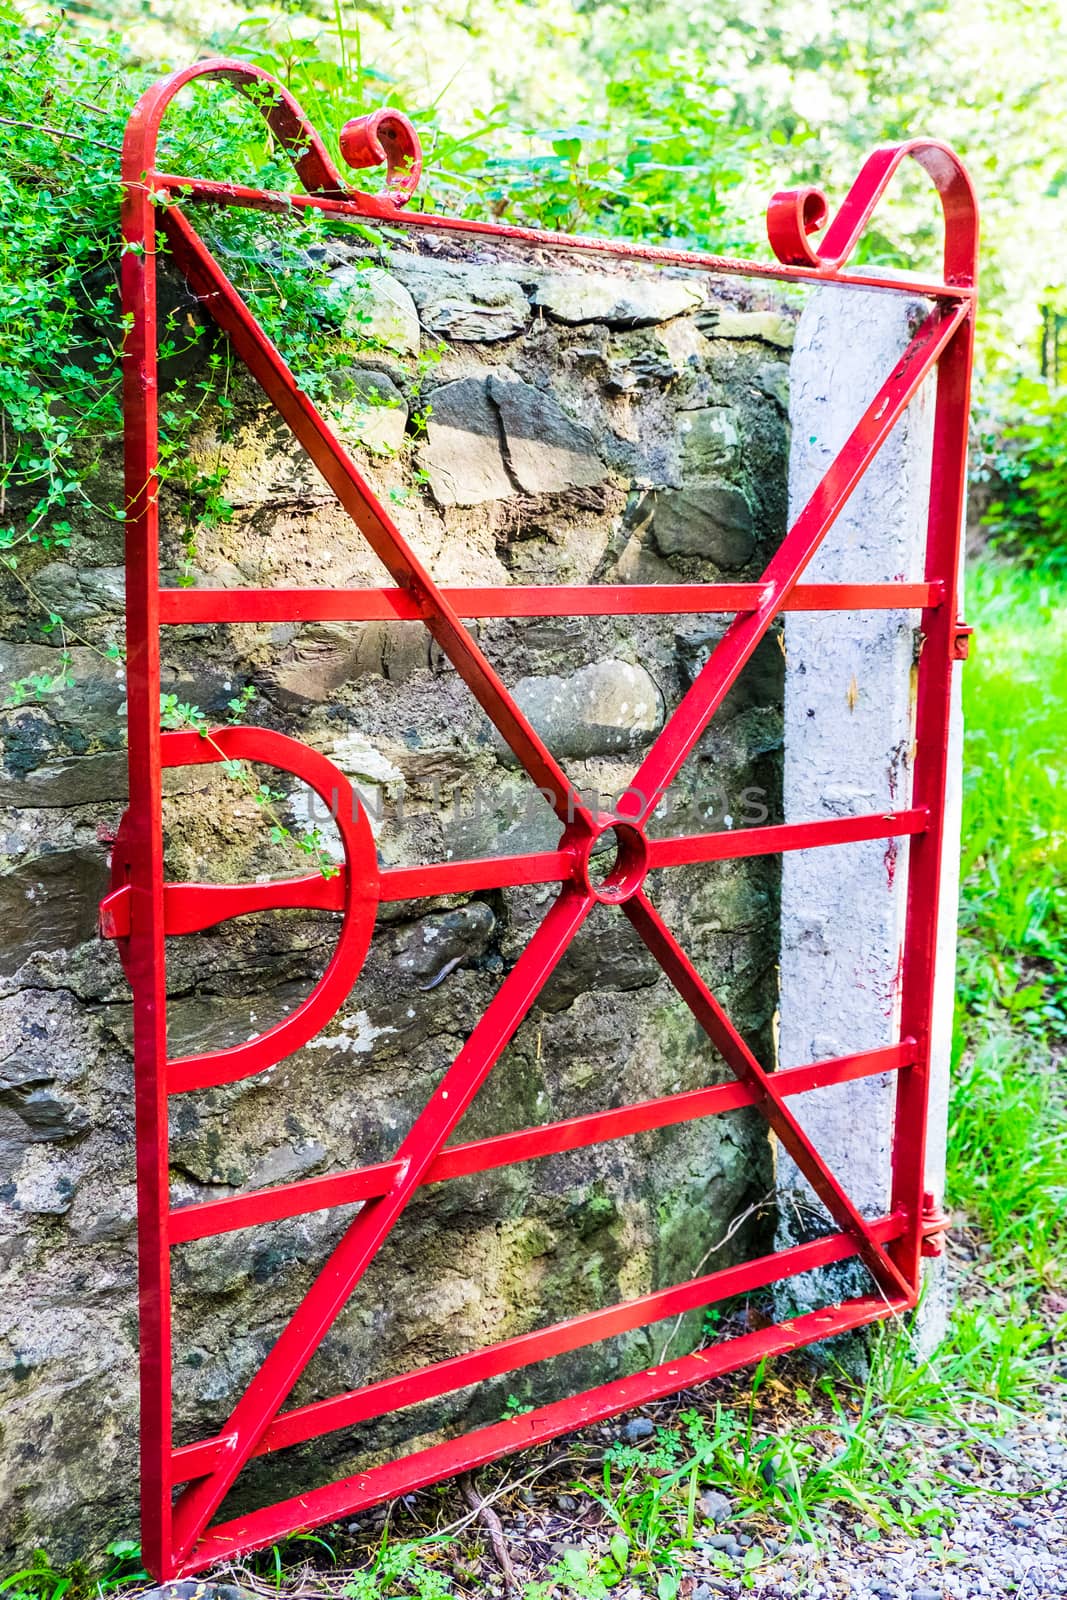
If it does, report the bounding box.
[890,308,976,1286]
[120,163,174,1575]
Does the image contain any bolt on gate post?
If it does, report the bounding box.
[104,58,977,1578]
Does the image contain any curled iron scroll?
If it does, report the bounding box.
[122,56,422,205]
[766,140,979,288]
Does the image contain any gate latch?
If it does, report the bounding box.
[952,622,974,661]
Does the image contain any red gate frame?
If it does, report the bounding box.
[102,60,977,1580]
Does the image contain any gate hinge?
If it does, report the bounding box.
[920,1190,950,1257]
[951,622,974,661]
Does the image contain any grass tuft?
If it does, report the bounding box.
[948,555,1067,1296]
[955,557,1067,1037]
[948,1030,1067,1288]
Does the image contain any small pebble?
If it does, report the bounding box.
[622,1416,654,1442]
[697,1489,733,1525]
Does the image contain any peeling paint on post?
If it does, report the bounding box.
[777,282,959,1343]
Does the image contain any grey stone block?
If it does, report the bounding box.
[533,270,704,327]
[421,375,513,506]
[491,658,662,762]
[653,481,755,565]
[697,306,795,348]
[325,264,421,355]
[488,373,607,495]
[392,258,530,342]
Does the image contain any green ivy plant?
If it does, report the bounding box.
[0,4,758,884]
[0,9,400,876]
[0,10,348,651]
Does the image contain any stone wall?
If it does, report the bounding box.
[0,235,794,1562]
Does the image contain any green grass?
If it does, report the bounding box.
[0,1545,146,1600]
[954,557,1067,1036]
[948,555,1067,1292]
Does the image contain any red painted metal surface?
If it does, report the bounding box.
[109,57,978,1579]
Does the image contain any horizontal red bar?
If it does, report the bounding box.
[158,582,941,625]
[101,811,926,941]
[169,1040,911,1243]
[173,1211,907,1482]
[99,850,572,940]
[178,1290,901,1572]
[648,806,928,868]
[153,169,974,304]
[380,850,569,901]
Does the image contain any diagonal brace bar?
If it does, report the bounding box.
[623,891,913,1303]
[169,886,594,1562]
[624,299,969,825]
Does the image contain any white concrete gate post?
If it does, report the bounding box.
[777,283,963,1345]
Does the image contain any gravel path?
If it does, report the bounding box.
[577,1378,1067,1599]
[683,1388,1066,1598]
[451,1373,1066,1600]
[199,1326,1067,1600]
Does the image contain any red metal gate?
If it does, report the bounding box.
[102,60,977,1580]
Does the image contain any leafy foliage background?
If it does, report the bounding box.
[19,0,1067,357]
[4,0,1067,626]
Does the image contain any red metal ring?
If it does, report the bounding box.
[574,819,650,905]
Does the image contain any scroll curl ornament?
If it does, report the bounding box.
[122,57,422,206]
[766,139,978,289]
[340,107,422,205]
